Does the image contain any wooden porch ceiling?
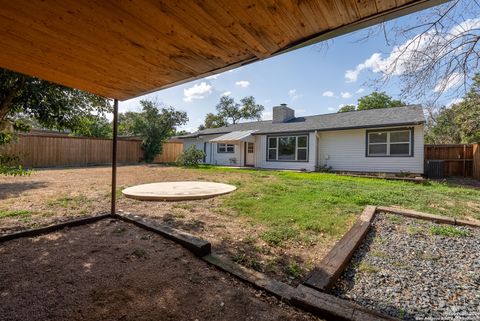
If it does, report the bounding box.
[0,0,446,100]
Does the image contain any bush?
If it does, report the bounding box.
[314,164,333,173]
[176,146,206,167]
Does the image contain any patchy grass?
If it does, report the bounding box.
[47,195,89,209]
[210,167,480,239]
[261,226,299,246]
[0,209,32,218]
[284,262,303,279]
[358,262,380,274]
[429,225,471,237]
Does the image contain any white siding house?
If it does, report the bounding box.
[180,104,426,174]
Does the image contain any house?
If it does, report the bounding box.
[179,104,425,174]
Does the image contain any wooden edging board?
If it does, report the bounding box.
[377,206,480,228]
[113,212,211,257]
[202,253,398,321]
[303,205,377,292]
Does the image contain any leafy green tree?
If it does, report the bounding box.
[200,96,264,129]
[0,68,111,175]
[72,115,112,138]
[338,105,356,113]
[198,112,227,130]
[119,100,188,162]
[356,92,405,111]
[426,74,480,144]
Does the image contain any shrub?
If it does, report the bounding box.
[314,164,333,173]
[176,146,206,167]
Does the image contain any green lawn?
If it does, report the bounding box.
[196,166,480,241]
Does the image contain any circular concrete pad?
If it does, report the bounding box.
[122,181,237,201]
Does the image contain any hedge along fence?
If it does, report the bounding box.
[1,132,143,168]
[424,144,480,178]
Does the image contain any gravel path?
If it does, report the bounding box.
[332,212,480,321]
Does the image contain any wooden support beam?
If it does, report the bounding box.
[111,99,118,215]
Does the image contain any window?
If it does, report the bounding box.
[247,142,254,153]
[367,129,413,157]
[267,135,308,161]
[217,143,234,153]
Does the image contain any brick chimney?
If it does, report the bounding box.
[272,103,295,123]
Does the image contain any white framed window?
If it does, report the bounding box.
[217,143,235,153]
[267,134,308,162]
[367,129,413,157]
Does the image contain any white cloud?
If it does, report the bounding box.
[294,108,306,115]
[340,91,352,98]
[327,107,335,111]
[183,82,213,102]
[434,72,463,93]
[235,80,250,88]
[345,18,480,85]
[345,53,385,82]
[262,111,273,120]
[446,97,463,108]
[205,74,219,80]
[322,90,335,97]
[222,91,231,96]
[288,89,302,100]
[356,88,365,94]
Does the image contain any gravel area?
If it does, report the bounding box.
[332,213,480,321]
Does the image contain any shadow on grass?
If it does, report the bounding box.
[0,181,48,200]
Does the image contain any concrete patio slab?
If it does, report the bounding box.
[122,181,237,201]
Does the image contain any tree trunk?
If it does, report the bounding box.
[0,76,25,121]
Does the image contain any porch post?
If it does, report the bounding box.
[111,99,119,215]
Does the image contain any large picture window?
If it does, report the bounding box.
[367,129,413,157]
[267,135,308,161]
[217,143,235,153]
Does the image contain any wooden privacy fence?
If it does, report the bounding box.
[424,144,480,178]
[154,142,183,163]
[1,133,143,168]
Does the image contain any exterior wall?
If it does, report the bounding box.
[317,125,424,174]
[255,132,317,171]
[183,136,243,166]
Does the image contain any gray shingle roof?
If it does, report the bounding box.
[181,105,425,138]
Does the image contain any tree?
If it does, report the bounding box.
[425,74,480,144]
[198,112,227,130]
[199,96,264,129]
[72,115,112,138]
[356,0,480,101]
[119,100,188,162]
[0,68,111,175]
[356,92,405,111]
[338,105,356,113]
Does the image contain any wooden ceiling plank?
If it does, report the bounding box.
[0,2,197,83]
[192,0,271,57]
[104,0,239,68]
[0,0,443,100]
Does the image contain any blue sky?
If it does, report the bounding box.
[119,2,466,133]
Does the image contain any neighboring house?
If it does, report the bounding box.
[179,104,425,174]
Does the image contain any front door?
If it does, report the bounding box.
[245,142,255,166]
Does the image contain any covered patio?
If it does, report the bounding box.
[0,1,448,320]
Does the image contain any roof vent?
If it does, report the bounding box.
[272,104,295,123]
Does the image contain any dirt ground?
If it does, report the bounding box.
[0,165,334,284]
[0,219,320,321]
